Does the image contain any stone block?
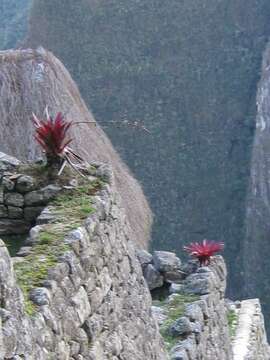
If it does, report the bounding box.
[169,317,193,336]
[24,185,61,206]
[4,193,24,207]
[143,263,164,290]
[8,206,23,219]
[24,206,44,222]
[16,175,36,193]
[153,251,181,273]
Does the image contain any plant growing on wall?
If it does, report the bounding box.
[32,110,86,177]
[184,239,224,266]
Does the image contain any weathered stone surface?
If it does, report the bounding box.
[136,249,153,267]
[143,264,164,290]
[153,251,181,273]
[16,247,32,257]
[24,206,44,222]
[24,185,61,206]
[8,206,23,219]
[0,219,29,235]
[2,177,15,191]
[232,299,270,360]
[36,207,57,225]
[0,205,8,218]
[0,152,20,168]
[16,175,36,193]
[164,270,185,284]
[169,317,193,337]
[4,193,24,207]
[0,169,166,360]
[29,288,51,306]
[151,306,168,326]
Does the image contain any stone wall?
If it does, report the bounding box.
[139,251,270,360]
[232,299,270,360]
[0,152,62,236]
[140,252,233,360]
[0,153,166,360]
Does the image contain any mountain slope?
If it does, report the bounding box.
[0,48,152,249]
[25,0,270,298]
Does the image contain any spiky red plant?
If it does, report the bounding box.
[33,112,72,164]
[183,240,224,266]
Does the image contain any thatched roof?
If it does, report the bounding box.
[0,48,152,248]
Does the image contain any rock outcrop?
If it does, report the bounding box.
[0,48,152,249]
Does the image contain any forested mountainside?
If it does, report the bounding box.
[25,0,270,300]
[0,0,31,50]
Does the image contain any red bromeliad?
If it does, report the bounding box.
[33,112,72,165]
[183,239,224,266]
[32,110,86,176]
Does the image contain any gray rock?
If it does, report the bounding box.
[169,317,193,336]
[184,302,204,323]
[16,247,32,257]
[143,263,164,290]
[4,193,24,207]
[25,225,42,245]
[0,204,8,217]
[29,287,51,306]
[0,219,29,234]
[24,185,61,206]
[8,206,23,219]
[16,175,36,193]
[0,188,4,203]
[164,270,185,284]
[2,176,15,191]
[170,349,189,360]
[151,306,168,325]
[136,249,153,267]
[169,283,184,294]
[183,273,213,295]
[24,206,44,222]
[0,152,21,168]
[153,251,181,273]
[36,206,57,224]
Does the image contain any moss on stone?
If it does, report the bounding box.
[157,293,199,352]
[14,178,102,316]
[227,309,238,338]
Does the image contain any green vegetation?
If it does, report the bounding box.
[227,309,238,338]
[14,179,102,315]
[156,294,199,351]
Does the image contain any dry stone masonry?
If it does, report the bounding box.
[0,152,61,236]
[138,250,270,360]
[0,151,269,360]
[0,152,166,360]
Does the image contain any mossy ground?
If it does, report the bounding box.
[155,293,199,352]
[14,178,103,315]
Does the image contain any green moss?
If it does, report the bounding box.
[158,293,199,352]
[227,309,238,338]
[14,178,101,316]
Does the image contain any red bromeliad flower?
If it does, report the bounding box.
[33,112,72,162]
[183,239,224,266]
